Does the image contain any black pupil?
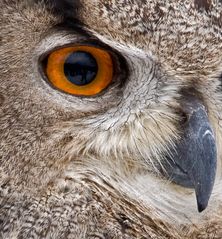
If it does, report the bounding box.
[64,51,98,86]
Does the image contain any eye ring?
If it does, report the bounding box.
[46,46,113,96]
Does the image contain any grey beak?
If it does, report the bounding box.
[163,92,217,212]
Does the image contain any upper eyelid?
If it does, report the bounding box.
[35,25,147,61]
[36,20,114,57]
[36,30,118,62]
[36,31,88,58]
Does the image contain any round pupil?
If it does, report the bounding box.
[64,51,98,86]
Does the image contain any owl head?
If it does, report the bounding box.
[1,0,222,238]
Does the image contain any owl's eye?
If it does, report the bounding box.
[45,46,113,96]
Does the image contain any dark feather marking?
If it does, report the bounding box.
[194,0,212,12]
[36,0,82,20]
[193,0,222,28]
[49,0,81,16]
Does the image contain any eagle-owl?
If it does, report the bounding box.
[1,0,222,238]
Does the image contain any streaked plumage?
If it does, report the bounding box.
[0,0,222,238]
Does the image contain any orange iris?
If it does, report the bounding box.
[46,46,113,96]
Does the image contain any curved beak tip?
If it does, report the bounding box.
[196,194,209,212]
[197,202,207,213]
